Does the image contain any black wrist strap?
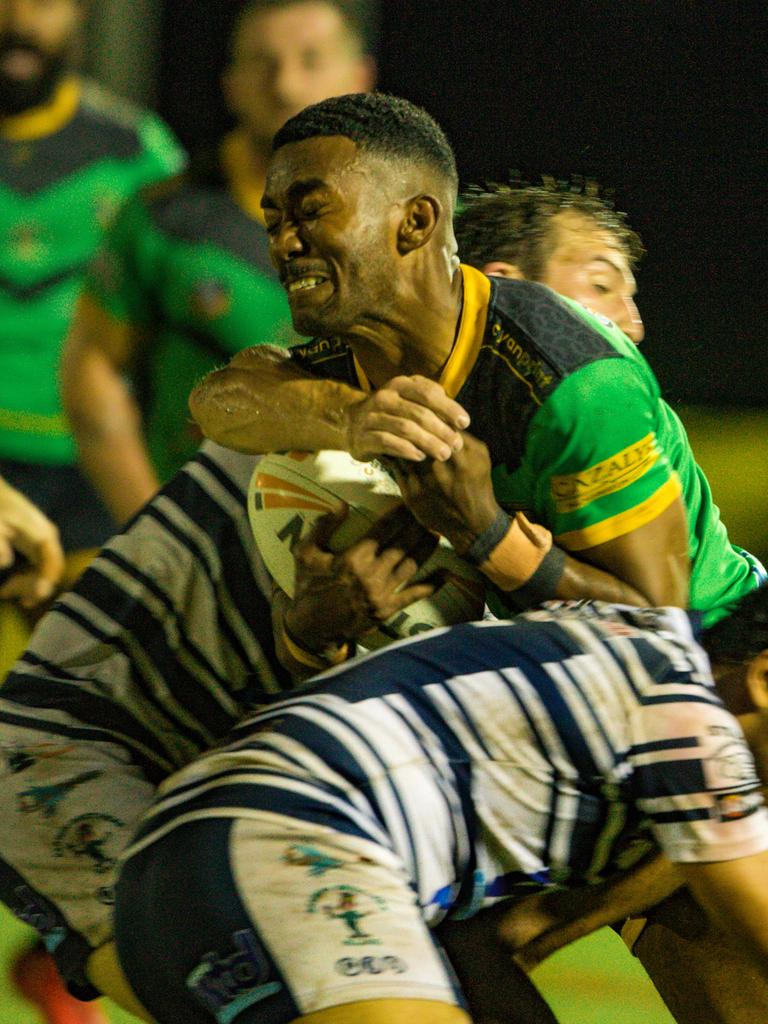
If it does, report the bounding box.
[465,509,511,565]
[505,545,567,610]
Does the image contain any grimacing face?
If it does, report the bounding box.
[263,135,401,337]
[538,210,644,343]
[0,0,81,113]
[223,1,374,150]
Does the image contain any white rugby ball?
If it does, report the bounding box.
[248,450,485,650]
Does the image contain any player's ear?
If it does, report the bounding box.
[746,651,768,709]
[397,195,441,254]
[482,261,525,279]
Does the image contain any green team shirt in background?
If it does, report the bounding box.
[83,130,296,482]
[0,76,185,466]
[288,265,762,625]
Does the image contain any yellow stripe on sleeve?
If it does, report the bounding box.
[555,474,682,551]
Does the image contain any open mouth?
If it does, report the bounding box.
[286,275,330,296]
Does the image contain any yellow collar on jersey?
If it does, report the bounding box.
[0,75,81,141]
[352,264,491,397]
[220,129,266,225]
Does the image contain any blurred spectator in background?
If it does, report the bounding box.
[0,0,183,645]
[0,0,182,1019]
[62,0,375,526]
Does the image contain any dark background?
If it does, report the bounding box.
[158,1,766,407]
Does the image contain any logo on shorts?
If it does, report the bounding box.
[17,771,102,818]
[283,843,345,876]
[186,928,282,1019]
[307,885,387,946]
[335,955,408,976]
[53,813,124,874]
[11,885,66,953]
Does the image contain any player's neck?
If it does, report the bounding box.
[344,263,464,388]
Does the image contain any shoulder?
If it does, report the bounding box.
[77,79,185,172]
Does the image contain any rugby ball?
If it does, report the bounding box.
[248,450,485,650]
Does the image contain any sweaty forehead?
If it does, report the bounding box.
[265,135,373,199]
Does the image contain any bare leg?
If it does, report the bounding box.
[437,905,558,1024]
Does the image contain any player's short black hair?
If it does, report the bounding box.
[272,92,459,192]
[704,584,768,664]
[455,182,644,279]
[233,0,369,54]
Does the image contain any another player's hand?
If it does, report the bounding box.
[390,432,501,554]
[283,502,441,649]
[0,478,65,607]
[345,375,470,463]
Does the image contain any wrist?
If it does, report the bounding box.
[281,612,351,670]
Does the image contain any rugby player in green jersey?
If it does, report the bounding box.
[191,92,763,629]
[61,0,375,525]
[0,0,183,552]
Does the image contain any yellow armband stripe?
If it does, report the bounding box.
[555,474,682,552]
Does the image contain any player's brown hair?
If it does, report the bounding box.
[455,181,645,279]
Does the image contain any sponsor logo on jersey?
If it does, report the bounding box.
[335,955,408,976]
[550,433,660,513]
[53,812,124,874]
[190,278,232,320]
[490,322,554,397]
[307,884,388,946]
[187,928,282,1019]
[716,789,763,822]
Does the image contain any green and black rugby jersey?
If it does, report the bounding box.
[0,75,184,466]
[287,264,759,625]
[83,130,296,483]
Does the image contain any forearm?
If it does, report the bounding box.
[69,386,159,524]
[189,348,364,454]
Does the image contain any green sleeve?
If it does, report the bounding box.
[83,196,157,326]
[524,358,682,551]
[134,110,186,182]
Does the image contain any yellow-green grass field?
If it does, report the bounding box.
[0,904,675,1024]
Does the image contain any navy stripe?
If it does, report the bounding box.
[382,696,466,880]
[635,759,708,798]
[15,651,83,683]
[641,693,720,708]
[46,601,209,748]
[99,548,233,690]
[133,781,381,847]
[0,673,185,765]
[632,736,700,755]
[0,709,170,780]
[649,807,712,824]
[66,566,239,738]
[305,701,420,875]
[194,450,246,505]
[497,669,560,866]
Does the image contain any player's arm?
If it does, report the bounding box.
[393,432,688,609]
[61,292,160,524]
[497,851,682,970]
[189,351,469,462]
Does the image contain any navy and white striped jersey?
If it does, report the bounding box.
[0,442,288,995]
[125,603,768,925]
